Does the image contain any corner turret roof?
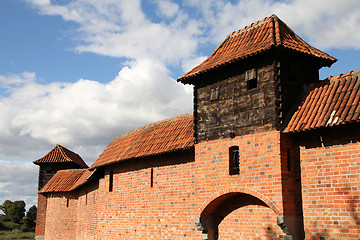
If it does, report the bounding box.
[33,144,88,168]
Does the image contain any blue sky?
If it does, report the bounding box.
[0,0,121,85]
[1,0,360,208]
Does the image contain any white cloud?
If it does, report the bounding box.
[154,0,180,18]
[181,55,207,73]
[182,0,360,50]
[0,160,38,210]
[0,59,192,164]
[0,72,36,89]
[24,0,360,71]
[30,0,50,5]
[271,0,360,49]
[26,0,202,64]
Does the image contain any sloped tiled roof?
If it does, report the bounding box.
[90,114,194,169]
[285,70,360,133]
[39,169,94,193]
[33,145,88,168]
[178,14,337,84]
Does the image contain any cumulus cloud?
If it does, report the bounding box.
[188,0,360,50]
[25,0,360,66]
[271,0,360,49]
[0,72,36,89]
[0,161,38,209]
[154,0,180,18]
[26,0,202,64]
[0,59,192,164]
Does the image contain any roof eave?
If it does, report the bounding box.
[89,145,194,170]
[178,46,337,85]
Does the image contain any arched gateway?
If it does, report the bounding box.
[195,188,291,240]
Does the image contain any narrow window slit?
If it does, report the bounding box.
[229,146,240,175]
[150,168,154,188]
[109,171,113,192]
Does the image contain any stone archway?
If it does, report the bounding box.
[195,188,289,240]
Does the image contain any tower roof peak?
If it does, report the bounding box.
[33,144,88,168]
[178,15,337,84]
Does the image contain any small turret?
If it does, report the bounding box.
[33,144,88,190]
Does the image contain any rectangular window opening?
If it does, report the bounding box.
[229,146,240,175]
[109,171,113,192]
[150,168,154,188]
[247,78,257,90]
[66,198,69,208]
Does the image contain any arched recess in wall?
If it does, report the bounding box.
[196,187,282,240]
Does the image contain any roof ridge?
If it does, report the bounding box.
[112,113,193,142]
[226,15,275,40]
[57,169,88,173]
[325,69,360,82]
[56,144,71,162]
[273,14,281,45]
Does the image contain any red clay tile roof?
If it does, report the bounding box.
[39,169,93,193]
[284,69,360,133]
[178,14,337,84]
[34,145,88,168]
[90,114,194,169]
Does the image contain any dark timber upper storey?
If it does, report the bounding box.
[178,14,336,143]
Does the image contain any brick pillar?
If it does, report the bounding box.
[35,193,47,240]
[280,134,305,240]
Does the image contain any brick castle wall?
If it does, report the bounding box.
[39,128,360,239]
[44,192,78,239]
[75,182,99,239]
[43,130,288,239]
[298,128,360,239]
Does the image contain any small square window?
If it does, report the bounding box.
[245,69,257,90]
[247,78,257,90]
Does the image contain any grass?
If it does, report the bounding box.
[0,230,34,240]
[0,219,35,240]
[1,221,20,230]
